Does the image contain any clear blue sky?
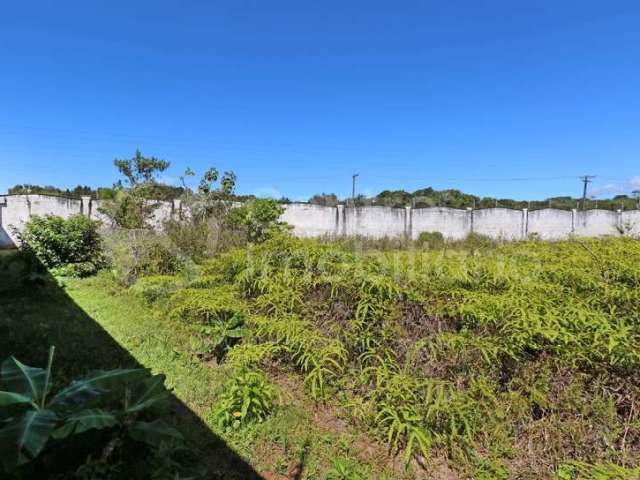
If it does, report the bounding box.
[1,1,639,200]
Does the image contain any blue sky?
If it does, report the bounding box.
[1,1,639,200]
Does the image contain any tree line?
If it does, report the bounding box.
[7,152,639,211]
[309,188,640,211]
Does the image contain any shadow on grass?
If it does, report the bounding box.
[0,250,264,479]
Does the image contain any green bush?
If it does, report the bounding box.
[212,369,274,430]
[131,275,181,304]
[49,261,98,278]
[138,242,183,276]
[102,231,185,286]
[18,214,103,273]
[164,218,211,261]
[416,231,445,249]
[168,287,245,324]
[225,198,289,243]
[189,274,224,289]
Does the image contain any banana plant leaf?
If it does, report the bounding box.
[126,374,170,414]
[49,368,147,410]
[0,409,57,469]
[128,419,183,448]
[0,357,46,403]
[51,409,119,439]
[0,392,35,408]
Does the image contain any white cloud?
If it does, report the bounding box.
[252,187,283,199]
[589,177,640,197]
[591,183,624,197]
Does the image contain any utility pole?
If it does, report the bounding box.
[579,175,595,210]
[351,173,359,207]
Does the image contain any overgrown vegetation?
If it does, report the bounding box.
[6,150,640,478]
[18,214,103,277]
[136,234,640,479]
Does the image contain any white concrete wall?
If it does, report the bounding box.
[1,194,638,248]
[344,206,406,238]
[411,207,470,240]
[573,209,620,237]
[527,209,573,240]
[473,208,525,240]
[89,199,112,225]
[621,210,640,236]
[281,203,337,238]
[0,195,85,247]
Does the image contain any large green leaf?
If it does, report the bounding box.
[50,368,146,410]
[126,374,170,414]
[0,392,35,408]
[52,409,119,439]
[0,357,46,403]
[0,409,58,469]
[128,419,183,448]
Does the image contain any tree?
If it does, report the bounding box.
[164,167,239,259]
[113,150,169,188]
[98,150,171,229]
[309,193,339,206]
[225,198,288,243]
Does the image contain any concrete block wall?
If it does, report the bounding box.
[527,209,574,240]
[281,203,338,238]
[410,207,470,240]
[1,194,639,248]
[473,208,525,240]
[344,206,407,238]
[573,210,620,237]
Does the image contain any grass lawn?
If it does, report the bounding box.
[0,263,407,479]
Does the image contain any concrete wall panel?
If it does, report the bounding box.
[411,207,470,240]
[621,210,640,237]
[527,209,573,240]
[473,208,524,239]
[344,206,406,238]
[574,209,619,237]
[281,203,337,238]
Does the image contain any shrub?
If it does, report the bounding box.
[168,287,245,324]
[102,231,184,286]
[225,198,289,243]
[416,231,445,249]
[189,274,224,289]
[0,346,182,477]
[131,275,181,304]
[138,242,183,276]
[454,232,496,251]
[18,214,103,273]
[212,369,274,430]
[164,218,211,261]
[49,261,98,278]
[190,313,247,362]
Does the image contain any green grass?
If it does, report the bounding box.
[0,263,406,479]
[4,235,640,479]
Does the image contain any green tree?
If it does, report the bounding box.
[226,198,288,243]
[98,150,171,228]
[165,167,238,259]
[309,193,339,206]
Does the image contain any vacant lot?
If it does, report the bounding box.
[2,237,639,479]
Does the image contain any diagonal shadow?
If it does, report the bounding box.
[0,250,264,479]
